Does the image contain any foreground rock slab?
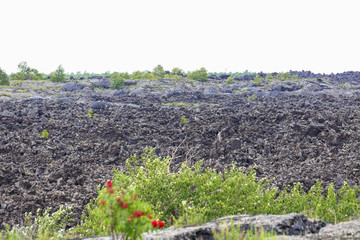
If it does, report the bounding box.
[80,213,327,240]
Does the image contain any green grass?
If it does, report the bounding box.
[213,220,278,240]
[0,93,12,98]
[2,148,360,239]
[162,102,200,108]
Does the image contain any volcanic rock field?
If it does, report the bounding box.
[0,71,360,230]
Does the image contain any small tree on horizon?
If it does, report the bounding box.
[50,65,66,82]
[153,64,165,79]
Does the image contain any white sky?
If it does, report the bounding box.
[1,0,359,74]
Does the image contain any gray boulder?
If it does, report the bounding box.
[93,78,111,89]
[64,81,84,91]
[203,87,219,95]
[315,219,360,239]
[124,80,137,86]
[91,102,111,109]
[0,110,15,118]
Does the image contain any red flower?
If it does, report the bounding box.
[121,201,128,208]
[148,215,153,219]
[127,216,133,221]
[158,220,165,229]
[151,220,158,228]
[99,200,105,206]
[133,210,142,218]
[106,180,112,188]
[116,197,122,202]
[131,194,138,200]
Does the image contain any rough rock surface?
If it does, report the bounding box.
[82,213,360,240]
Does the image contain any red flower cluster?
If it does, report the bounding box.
[99,180,165,233]
[151,220,165,229]
[121,201,128,209]
[133,210,146,218]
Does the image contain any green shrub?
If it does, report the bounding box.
[265,74,274,80]
[50,65,66,82]
[248,94,256,101]
[153,65,165,79]
[180,116,188,125]
[225,77,234,84]
[131,71,143,80]
[188,67,208,82]
[164,73,182,80]
[276,72,291,81]
[251,75,264,84]
[142,72,155,80]
[0,67,10,85]
[171,67,183,76]
[123,149,277,225]
[41,130,49,138]
[110,72,129,89]
[1,206,73,240]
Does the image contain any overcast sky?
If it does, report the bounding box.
[1,0,359,74]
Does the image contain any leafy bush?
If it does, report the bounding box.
[130,71,143,80]
[171,67,183,76]
[276,72,291,81]
[50,65,66,82]
[188,67,208,82]
[110,72,129,89]
[180,116,188,125]
[251,75,264,84]
[10,61,42,80]
[164,73,182,80]
[142,72,155,80]
[0,67,10,85]
[153,65,165,79]
[225,77,234,84]
[124,149,276,225]
[1,206,73,240]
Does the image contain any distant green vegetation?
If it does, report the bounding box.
[208,70,256,78]
[266,72,299,81]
